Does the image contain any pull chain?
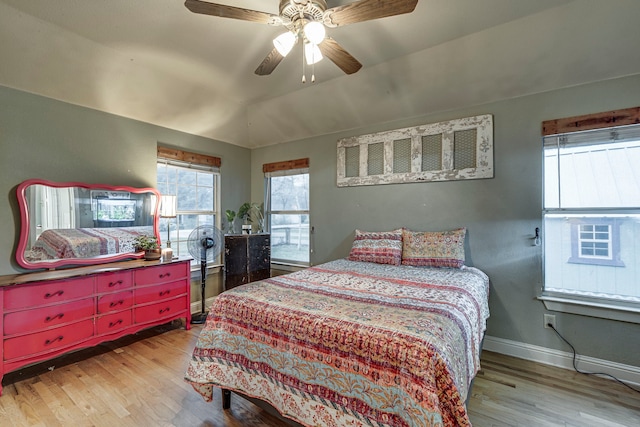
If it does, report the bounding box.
[302,44,306,83]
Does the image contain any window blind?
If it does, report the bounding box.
[157,146,220,172]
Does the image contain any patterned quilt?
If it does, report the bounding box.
[185,259,490,427]
[25,226,154,261]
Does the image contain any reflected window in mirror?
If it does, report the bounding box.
[157,158,221,265]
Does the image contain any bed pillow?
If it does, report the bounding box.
[348,229,403,265]
[401,228,466,268]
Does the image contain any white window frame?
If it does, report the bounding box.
[577,223,611,260]
[157,159,221,267]
[539,117,640,323]
[264,167,310,267]
[564,219,624,268]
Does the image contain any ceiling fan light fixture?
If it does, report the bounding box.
[303,21,326,45]
[304,42,323,65]
[185,0,419,78]
[273,31,297,57]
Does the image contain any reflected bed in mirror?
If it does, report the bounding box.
[16,179,161,270]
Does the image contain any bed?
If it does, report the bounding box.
[25,226,154,261]
[185,228,490,427]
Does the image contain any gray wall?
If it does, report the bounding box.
[250,73,640,368]
[0,85,251,276]
[1,72,639,370]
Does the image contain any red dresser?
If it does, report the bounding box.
[0,258,191,395]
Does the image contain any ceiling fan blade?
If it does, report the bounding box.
[184,0,281,25]
[318,38,362,75]
[324,0,418,27]
[255,48,285,76]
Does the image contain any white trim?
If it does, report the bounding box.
[271,262,307,272]
[264,167,309,178]
[482,335,640,387]
[538,295,640,324]
[157,157,220,173]
[189,265,222,275]
[190,296,217,315]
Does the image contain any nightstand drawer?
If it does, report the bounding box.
[4,320,93,361]
[4,277,94,310]
[97,291,133,314]
[4,298,94,336]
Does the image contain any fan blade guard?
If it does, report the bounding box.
[188,225,224,263]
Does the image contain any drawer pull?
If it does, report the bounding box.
[159,272,172,279]
[159,290,171,297]
[109,300,125,308]
[45,335,64,345]
[44,290,64,299]
[159,307,171,314]
[108,280,123,288]
[44,313,65,323]
[109,319,123,328]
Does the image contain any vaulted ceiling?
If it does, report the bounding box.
[1,1,638,148]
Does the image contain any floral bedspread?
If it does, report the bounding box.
[185,259,490,427]
[26,226,153,261]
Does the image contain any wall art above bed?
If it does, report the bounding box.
[337,114,494,187]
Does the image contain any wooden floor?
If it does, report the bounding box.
[1,322,638,427]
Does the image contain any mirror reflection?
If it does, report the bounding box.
[17,180,159,269]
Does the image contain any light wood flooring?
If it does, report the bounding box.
[1,322,638,426]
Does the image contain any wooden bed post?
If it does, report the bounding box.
[222,389,231,409]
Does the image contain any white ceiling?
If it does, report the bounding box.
[1,0,638,148]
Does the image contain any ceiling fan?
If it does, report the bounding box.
[184,0,419,81]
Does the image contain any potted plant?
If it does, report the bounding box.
[238,202,264,233]
[225,209,236,234]
[134,235,161,260]
[251,202,264,233]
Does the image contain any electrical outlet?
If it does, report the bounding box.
[544,314,556,329]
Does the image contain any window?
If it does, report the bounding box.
[578,223,611,259]
[542,118,640,307]
[568,219,623,266]
[264,159,310,266]
[157,148,221,265]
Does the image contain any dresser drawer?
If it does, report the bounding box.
[4,277,94,310]
[4,297,94,336]
[96,271,133,293]
[134,296,188,324]
[97,291,133,314]
[134,281,187,305]
[134,263,187,286]
[96,311,133,335]
[4,320,94,361]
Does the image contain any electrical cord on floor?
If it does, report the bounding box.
[548,323,640,394]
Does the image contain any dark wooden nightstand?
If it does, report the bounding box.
[223,233,270,290]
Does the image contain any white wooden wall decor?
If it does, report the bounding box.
[337,114,494,187]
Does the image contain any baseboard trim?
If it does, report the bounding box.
[483,335,640,387]
[190,296,216,316]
